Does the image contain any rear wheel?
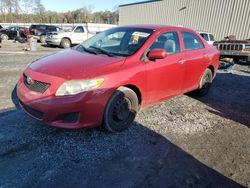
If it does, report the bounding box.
[103,87,139,132]
[195,68,213,97]
[1,34,9,40]
[61,38,71,48]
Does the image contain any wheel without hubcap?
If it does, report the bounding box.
[61,38,71,48]
[1,34,9,40]
[104,87,139,132]
[196,68,213,97]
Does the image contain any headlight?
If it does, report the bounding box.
[245,45,250,50]
[55,78,104,96]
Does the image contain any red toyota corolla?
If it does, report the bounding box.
[17,25,219,132]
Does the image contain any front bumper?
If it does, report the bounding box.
[17,68,114,129]
[45,38,61,46]
[220,50,250,57]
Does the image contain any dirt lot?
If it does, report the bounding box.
[0,40,249,188]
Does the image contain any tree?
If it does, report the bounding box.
[0,1,119,24]
[33,0,45,22]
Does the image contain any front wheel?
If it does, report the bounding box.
[195,68,213,97]
[61,38,71,48]
[103,87,139,132]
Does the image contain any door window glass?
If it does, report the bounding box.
[182,32,204,50]
[149,32,180,54]
[74,26,84,33]
[209,34,215,41]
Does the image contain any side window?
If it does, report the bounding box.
[182,32,204,50]
[209,34,215,41]
[39,25,46,30]
[74,26,84,33]
[149,32,180,54]
[48,26,56,31]
[9,27,15,31]
[200,33,209,41]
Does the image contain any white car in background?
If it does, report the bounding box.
[46,25,95,48]
[199,31,215,45]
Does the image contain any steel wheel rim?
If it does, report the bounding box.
[112,97,132,122]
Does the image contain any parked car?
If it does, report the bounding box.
[45,25,94,48]
[199,31,215,45]
[0,25,3,30]
[29,24,62,43]
[213,35,250,63]
[17,25,219,132]
[0,26,26,40]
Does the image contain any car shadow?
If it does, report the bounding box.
[41,44,78,49]
[189,72,250,128]
[0,94,244,187]
[41,44,58,48]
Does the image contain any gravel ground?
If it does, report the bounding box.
[0,41,249,188]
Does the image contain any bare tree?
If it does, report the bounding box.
[33,0,45,22]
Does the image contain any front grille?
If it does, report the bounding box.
[219,44,243,51]
[23,74,50,93]
[20,100,44,120]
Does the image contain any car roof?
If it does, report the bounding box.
[198,31,213,35]
[30,24,57,27]
[118,24,195,32]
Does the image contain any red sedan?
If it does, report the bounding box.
[17,25,219,132]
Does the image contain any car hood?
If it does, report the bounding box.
[29,49,126,80]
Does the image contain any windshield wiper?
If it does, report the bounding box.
[89,46,114,57]
[77,45,97,55]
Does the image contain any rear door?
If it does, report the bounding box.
[145,31,185,104]
[180,31,209,92]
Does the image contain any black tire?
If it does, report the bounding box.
[39,35,46,43]
[61,38,71,48]
[103,87,139,132]
[195,69,213,97]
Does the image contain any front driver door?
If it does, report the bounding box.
[72,26,87,44]
[145,31,185,105]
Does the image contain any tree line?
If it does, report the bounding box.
[0,0,119,24]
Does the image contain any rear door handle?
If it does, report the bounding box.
[178,59,186,64]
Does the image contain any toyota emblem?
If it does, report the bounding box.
[26,76,34,85]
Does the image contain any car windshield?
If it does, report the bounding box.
[76,27,154,57]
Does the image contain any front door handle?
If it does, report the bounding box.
[179,59,186,64]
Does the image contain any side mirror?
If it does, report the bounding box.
[147,49,167,60]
